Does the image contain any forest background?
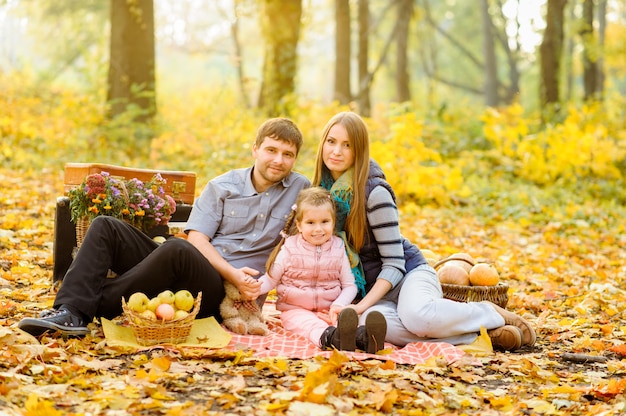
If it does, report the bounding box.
[1,0,626,414]
[2,0,625,204]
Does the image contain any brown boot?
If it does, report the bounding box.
[319,308,357,351]
[356,311,387,354]
[488,325,522,351]
[484,301,536,347]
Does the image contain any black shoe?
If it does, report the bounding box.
[18,307,90,337]
[319,308,358,351]
[356,311,387,354]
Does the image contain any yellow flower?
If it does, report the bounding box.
[88,206,99,214]
[135,210,145,217]
[92,198,102,204]
[122,208,130,215]
[103,205,112,211]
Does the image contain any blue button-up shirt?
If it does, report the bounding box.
[185,167,310,274]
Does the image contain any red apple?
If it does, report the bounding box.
[155,303,175,321]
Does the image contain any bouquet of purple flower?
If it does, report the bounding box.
[125,173,177,232]
[68,172,129,222]
[69,172,176,233]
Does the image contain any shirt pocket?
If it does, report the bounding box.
[219,200,252,235]
[269,205,291,222]
[266,206,292,235]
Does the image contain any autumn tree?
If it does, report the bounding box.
[258,0,302,116]
[354,1,401,116]
[580,0,607,101]
[596,0,607,98]
[107,0,156,122]
[357,0,371,116]
[481,0,498,107]
[540,0,567,110]
[395,0,413,103]
[224,0,252,108]
[419,0,525,107]
[334,0,351,104]
[334,0,407,113]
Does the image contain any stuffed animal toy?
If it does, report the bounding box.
[220,281,268,336]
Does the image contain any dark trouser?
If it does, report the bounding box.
[54,216,225,321]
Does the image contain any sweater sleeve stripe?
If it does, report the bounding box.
[366,186,407,287]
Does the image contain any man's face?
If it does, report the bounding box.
[251,136,298,191]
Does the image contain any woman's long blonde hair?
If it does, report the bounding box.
[265,187,336,273]
[312,112,370,251]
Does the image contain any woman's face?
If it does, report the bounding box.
[322,123,355,180]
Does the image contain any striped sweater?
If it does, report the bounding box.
[359,160,426,293]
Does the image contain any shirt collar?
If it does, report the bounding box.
[246,166,292,195]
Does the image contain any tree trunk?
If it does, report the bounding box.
[230,0,251,108]
[596,0,607,98]
[357,0,371,116]
[539,0,567,109]
[258,0,302,116]
[334,0,351,104]
[395,0,412,103]
[481,0,498,107]
[564,2,575,101]
[581,0,599,101]
[107,0,156,122]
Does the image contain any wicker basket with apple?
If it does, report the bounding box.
[122,290,202,346]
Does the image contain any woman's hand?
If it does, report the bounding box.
[327,304,345,324]
[353,279,392,314]
[317,305,356,325]
[316,311,333,325]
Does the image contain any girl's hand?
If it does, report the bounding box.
[327,304,346,324]
[317,305,354,325]
[316,311,333,325]
[235,268,261,300]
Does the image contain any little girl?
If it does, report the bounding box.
[255,187,387,353]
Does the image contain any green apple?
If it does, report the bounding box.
[174,289,194,312]
[173,309,189,320]
[147,297,161,312]
[141,309,157,321]
[158,290,176,305]
[127,292,149,313]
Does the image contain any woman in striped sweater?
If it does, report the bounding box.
[312,112,536,352]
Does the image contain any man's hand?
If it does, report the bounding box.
[234,267,261,300]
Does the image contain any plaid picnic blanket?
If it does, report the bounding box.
[225,314,466,365]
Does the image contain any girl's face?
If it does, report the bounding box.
[296,202,334,246]
[322,123,355,180]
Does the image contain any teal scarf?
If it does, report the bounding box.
[321,168,367,298]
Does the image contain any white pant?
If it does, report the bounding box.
[360,264,505,346]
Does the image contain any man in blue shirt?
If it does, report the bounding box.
[19,118,310,337]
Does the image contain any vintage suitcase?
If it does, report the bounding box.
[53,163,197,282]
[63,162,197,204]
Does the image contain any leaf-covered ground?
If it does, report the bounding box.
[2,167,626,415]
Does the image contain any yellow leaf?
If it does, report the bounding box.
[489,395,514,411]
[299,351,347,402]
[24,393,63,416]
[152,355,172,371]
[457,326,493,356]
